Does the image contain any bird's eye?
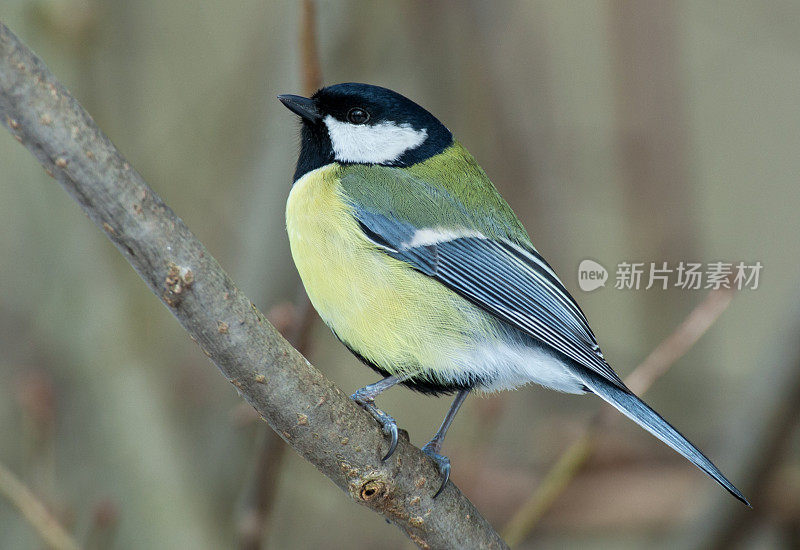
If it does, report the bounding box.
[347,108,370,125]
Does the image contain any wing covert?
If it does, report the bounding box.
[353,208,625,388]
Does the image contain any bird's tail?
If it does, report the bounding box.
[578,368,750,506]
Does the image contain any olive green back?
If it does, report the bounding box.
[337,141,532,246]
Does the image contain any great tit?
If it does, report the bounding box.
[278,83,748,504]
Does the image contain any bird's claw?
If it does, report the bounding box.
[351,392,399,461]
[422,442,450,498]
[373,407,398,461]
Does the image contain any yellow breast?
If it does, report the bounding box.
[285,164,494,381]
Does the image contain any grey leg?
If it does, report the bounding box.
[422,389,469,498]
[351,375,403,461]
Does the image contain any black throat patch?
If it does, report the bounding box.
[293,121,334,182]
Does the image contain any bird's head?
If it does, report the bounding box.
[279,83,453,181]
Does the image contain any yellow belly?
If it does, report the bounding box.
[285,164,495,383]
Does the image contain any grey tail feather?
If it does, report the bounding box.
[578,368,750,507]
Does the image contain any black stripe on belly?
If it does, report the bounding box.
[332,330,485,396]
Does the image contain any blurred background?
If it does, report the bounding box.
[1,1,799,548]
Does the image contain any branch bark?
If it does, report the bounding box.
[0,21,507,550]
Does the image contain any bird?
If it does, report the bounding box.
[278,83,748,505]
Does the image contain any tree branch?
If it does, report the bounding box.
[0,21,507,550]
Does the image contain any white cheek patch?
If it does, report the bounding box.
[324,115,428,164]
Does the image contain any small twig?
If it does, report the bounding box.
[236,4,323,547]
[237,302,316,550]
[0,461,81,550]
[288,298,317,355]
[237,425,290,550]
[85,499,119,550]
[704,334,800,549]
[16,369,57,495]
[300,0,323,96]
[502,287,735,546]
[623,286,735,396]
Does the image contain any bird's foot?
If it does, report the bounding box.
[421,440,450,498]
[351,390,399,461]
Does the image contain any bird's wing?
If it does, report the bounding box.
[352,206,626,389]
[342,165,749,506]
